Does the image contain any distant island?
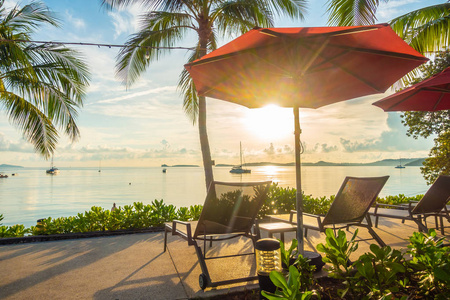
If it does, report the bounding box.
[161,164,199,167]
[0,164,24,169]
[216,158,425,167]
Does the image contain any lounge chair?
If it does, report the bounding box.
[163,180,271,290]
[369,175,450,235]
[265,176,389,247]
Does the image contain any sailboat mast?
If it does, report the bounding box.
[240,142,243,166]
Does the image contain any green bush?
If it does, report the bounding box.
[0,187,428,238]
[0,201,204,238]
[265,229,448,299]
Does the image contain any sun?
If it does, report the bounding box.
[243,105,294,140]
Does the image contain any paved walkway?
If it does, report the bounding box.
[0,217,448,299]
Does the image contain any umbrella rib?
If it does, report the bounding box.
[433,93,445,111]
[384,89,420,111]
[307,41,427,62]
[259,25,385,40]
[300,42,384,92]
[422,87,450,93]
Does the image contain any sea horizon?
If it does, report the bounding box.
[0,165,429,227]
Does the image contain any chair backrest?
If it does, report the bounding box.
[193,181,271,238]
[411,175,450,214]
[322,176,389,226]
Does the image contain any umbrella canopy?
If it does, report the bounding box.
[373,67,450,111]
[185,24,427,253]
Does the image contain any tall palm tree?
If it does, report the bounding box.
[0,1,90,159]
[326,0,450,53]
[101,0,307,190]
[0,0,89,158]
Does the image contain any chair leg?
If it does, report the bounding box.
[164,227,169,252]
[368,227,386,247]
[413,216,428,233]
[304,228,308,238]
[439,216,444,235]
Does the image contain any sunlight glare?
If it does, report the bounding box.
[243,105,293,140]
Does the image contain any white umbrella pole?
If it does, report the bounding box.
[293,107,304,255]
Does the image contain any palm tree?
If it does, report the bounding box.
[326,0,449,53]
[0,1,90,159]
[100,0,307,190]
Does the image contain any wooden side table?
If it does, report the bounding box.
[258,222,297,243]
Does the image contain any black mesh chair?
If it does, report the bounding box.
[274,176,389,247]
[369,175,450,234]
[163,181,271,290]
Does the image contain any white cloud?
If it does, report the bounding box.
[377,0,421,20]
[107,9,139,39]
[65,10,86,29]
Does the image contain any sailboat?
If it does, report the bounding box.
[46,156,60,174]
[395,158,406,169]
[98,159,102,172]
[230,142,251,174]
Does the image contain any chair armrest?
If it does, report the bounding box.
[289,210,297,222]
[302,212,323,229]
[171,220,194,244]
[373,203,410,210]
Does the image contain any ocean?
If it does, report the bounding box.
[0,166,429,227]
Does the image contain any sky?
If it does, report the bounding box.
[0,0,444,167]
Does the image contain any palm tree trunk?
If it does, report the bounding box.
[198,94,214,190]
[197,23,214,191]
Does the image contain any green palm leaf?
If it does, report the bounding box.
[0,1,90,158]
[390,3,450,53]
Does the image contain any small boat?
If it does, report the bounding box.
[0,173,8,178]
[162,168,167,173]
[46,156,60,174]
[395,158,405,169]
[230,142,251,174]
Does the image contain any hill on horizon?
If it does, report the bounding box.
[0,164,24,169]
[216,158,426,167]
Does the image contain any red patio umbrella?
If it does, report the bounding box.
[185,24,427,253]
[373,66,450,111]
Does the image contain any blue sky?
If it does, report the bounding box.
[0,0,443,167]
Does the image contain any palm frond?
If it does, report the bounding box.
[0,2,89,157]
[116,11,192,86]
[390,3,450,53]
[213,0,274,36]
[326,0,387,26]
[0,90,58,158]
[101,0,185,11]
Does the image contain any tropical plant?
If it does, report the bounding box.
[316,228,358,298]
[261,265,317,300]
[326,0,449,54]
[100,0,306,190]
[406,229,450,297]
[353,244,406,298]
[0,0,90,158]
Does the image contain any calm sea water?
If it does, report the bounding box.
[0,166,429,227]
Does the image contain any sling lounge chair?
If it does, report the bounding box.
[163,181,271,290]
[266,176,389,247]
[369,175,450,235]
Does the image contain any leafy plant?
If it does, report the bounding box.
[280,239,299,269]
[316,228,358,298]
[279,239,316,291]
[406,229,450,297]
[353,244,406,298]
[0,224,30,237]
[261,266,317,300]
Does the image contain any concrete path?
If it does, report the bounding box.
[0,217,448,299]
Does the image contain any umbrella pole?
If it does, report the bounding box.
[293,106,304,255]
